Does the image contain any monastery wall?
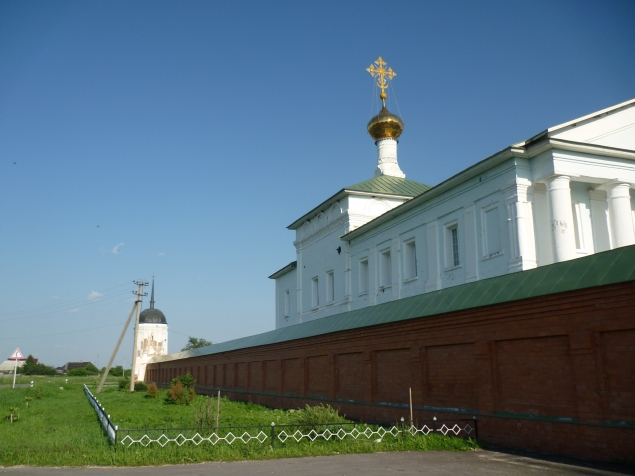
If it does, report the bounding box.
[147,280,635,463]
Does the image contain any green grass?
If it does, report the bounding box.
[0,376,478,467]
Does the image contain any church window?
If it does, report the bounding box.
[404,239,417,280]
[326,271,334,303]
[483,206,501,257]
[445,222,460,268]
[311,277,319,308]
[380,248,392,287]
[359,259,369,294]
[284,289,290,317]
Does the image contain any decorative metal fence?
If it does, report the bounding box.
[116,419,476,448]
[83,385,476,448]
[83,384,118,444]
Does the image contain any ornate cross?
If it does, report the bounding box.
[366,56,397,99]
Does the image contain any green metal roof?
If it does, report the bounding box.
[346,175,431,197]
[152,245,635,364]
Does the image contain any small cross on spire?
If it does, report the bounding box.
[366,56,397,105]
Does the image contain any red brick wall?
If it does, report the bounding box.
[148,281,635,463]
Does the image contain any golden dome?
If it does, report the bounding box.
[367,104,404,140]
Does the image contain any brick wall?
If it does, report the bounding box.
[147,281,635,463]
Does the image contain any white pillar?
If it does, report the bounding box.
[603,181,635,248]
[374,138,405,178]
[545,175,577,262]
[425,220,440,292]
[504,181,537,271]
[588,189,610,253]
[463,203,478,282]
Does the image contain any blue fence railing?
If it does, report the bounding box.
[83,384,118,444]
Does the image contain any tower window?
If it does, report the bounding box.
[311,277,319,308]
[483,206,501,256]
[326,271,334,303]
[359,259,369,294]
[380,248,392,287]
[404,239,417,280]
[284,289,290,317]
[445,223,460,268]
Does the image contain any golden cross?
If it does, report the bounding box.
[366,56,397,100]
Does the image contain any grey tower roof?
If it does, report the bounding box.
[139,278,167,324]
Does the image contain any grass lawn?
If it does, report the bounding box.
[0,375,478,467]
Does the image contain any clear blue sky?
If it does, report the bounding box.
[1,0,634,367]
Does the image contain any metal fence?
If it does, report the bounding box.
[116,418,476,448]
[83,385,476,448]
[83,384,118,444]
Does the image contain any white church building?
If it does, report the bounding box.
[271,59,635,329]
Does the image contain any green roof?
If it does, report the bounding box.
[152,245,635,364]
[346,175,431,197]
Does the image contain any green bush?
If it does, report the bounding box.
[134,381,147,392]
[170,371,196,390]
[166,380,195,405]
[118,379,130,390]
[291,404,348,426]
[145,382,158,398]
[67,367,90,377]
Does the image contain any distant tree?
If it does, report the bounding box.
[18,355,56,376]
[83,363,99,374]
[181,337,212,351]
[68,367,90,376]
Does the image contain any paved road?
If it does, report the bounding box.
[2,450,634,475]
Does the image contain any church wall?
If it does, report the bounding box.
[147,279,635,463]
[348,158,517,311]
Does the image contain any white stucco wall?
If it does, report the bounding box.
[134,323,168,382]
[274,99,635,329]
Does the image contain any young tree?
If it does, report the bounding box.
[181,337,212,351]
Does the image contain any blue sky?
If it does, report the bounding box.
[1,0,634,367]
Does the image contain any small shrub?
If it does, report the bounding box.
[134,381,147,392]
[193,396,215,426]
[118,379,130,390]
[67,367,90,377]
[36,387,43,399]
[167,381,195,405]
[145,382,158,398]
[291,404,348,426]
[170,371,196,390]
[24,397,33,408]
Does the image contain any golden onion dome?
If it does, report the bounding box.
[367,104,404,140]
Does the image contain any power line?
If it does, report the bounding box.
[0,323,124,342]
[0,281,131,318]
[0,290,133,323]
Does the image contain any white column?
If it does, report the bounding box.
[588,189,611,253]
[463,203,478,282]
[343,241,352,311]
[504,181,537,271]
[296,248,303,317]
[425,220,440,292]
[374,138,405,178]
[545,175,577,262]
[603,181,635,248]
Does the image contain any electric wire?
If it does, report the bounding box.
[0,323,124,342]
[0,281,132,317]
[0,290,134,323]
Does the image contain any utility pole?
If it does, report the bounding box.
[130,279,148,392]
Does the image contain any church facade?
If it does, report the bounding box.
[272,92,635,329]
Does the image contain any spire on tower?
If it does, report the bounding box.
[149,276,155,309]
[366,56,406,179]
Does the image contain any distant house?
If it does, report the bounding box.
[0,359,26,374]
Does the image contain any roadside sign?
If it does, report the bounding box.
[8,348,24,360]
